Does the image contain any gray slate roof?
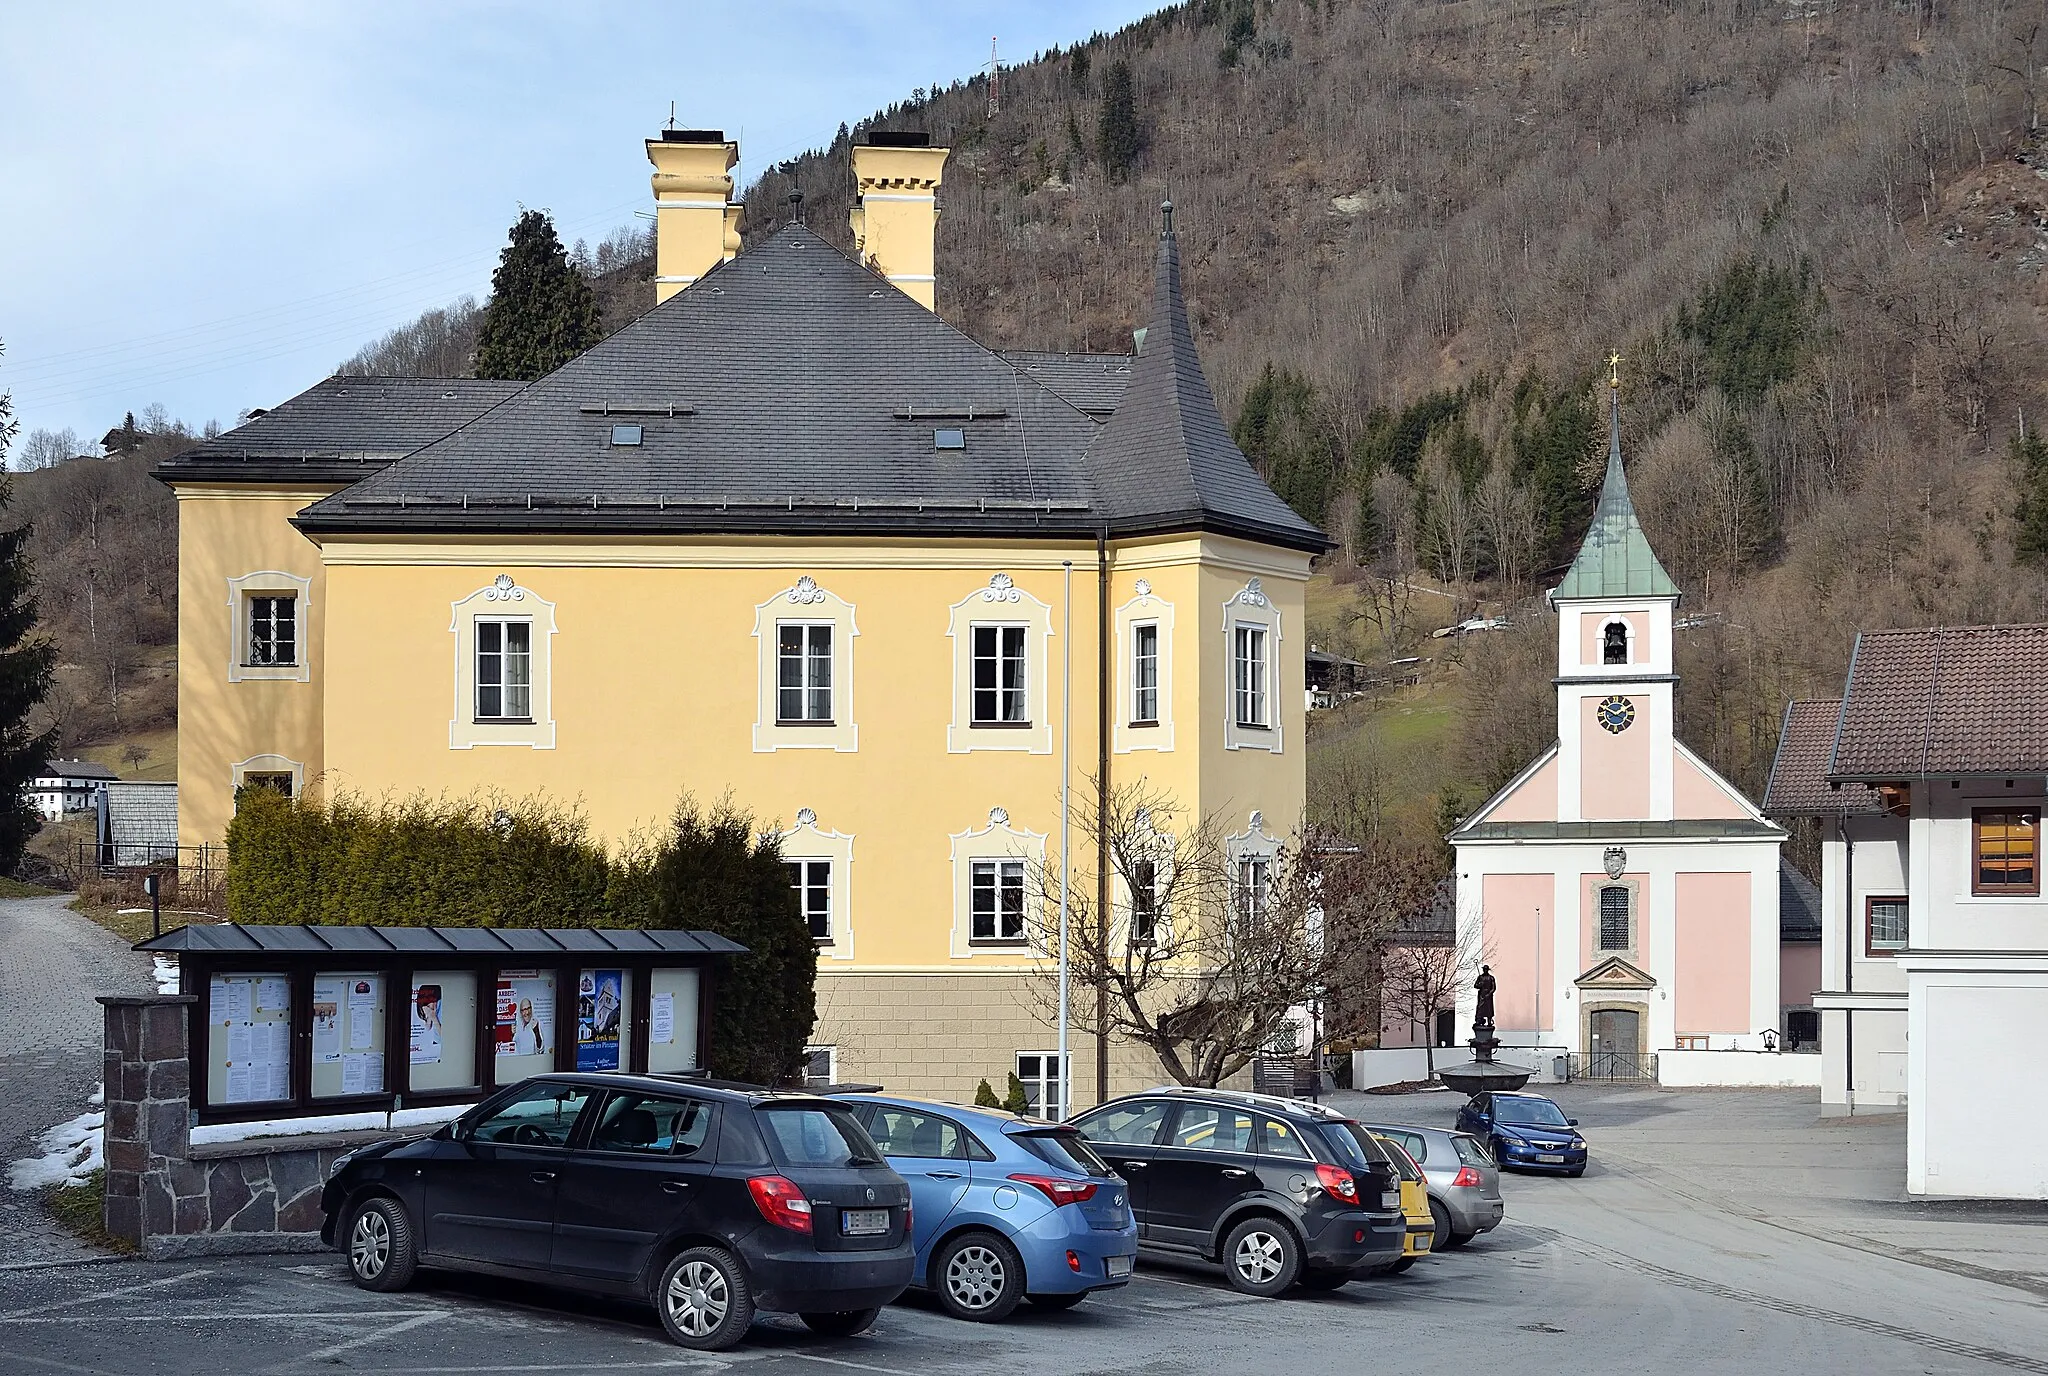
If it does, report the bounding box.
[1552,386,1680,601]
[38,759,119,782]
[136,923,745,957]
[157,376,523,485]
[1080,217,1329,551]
[1779,860,1821,942]
[288,222,1325,551]
[999,350,1134,414]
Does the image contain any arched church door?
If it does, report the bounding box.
[1587,1007,1641,1078]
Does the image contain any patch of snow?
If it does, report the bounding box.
[190,1101,469,1147]
[8,1098,105,1191]
[151,954,180,994]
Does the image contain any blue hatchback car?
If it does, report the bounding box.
[1454,1091,1588,1176]
[839,1094,1138,1321]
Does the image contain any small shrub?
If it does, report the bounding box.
[974,1078,1001,1108]
[1003,1072,1031,1116]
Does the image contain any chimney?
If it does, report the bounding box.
[645,128,741,304]
[849,132,949,310]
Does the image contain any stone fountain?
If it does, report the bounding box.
[1435,965,1534,1095]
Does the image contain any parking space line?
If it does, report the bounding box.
[785,1352,921,1376]
[348,1364,725,1373]
[0,1269,215,1320]
[265,1310,443,1372]
[2,1352,113,1375]
[0,1310,438,1325]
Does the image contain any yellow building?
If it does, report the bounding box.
[157,129,1326,1110]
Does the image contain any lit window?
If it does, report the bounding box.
[1233,625,1268,728]
[1866,897,1908,954]
[1132,622,1160,724]
[777,624,833,723]
[476,619,533,721]
[786,859,832,942]
[248,595,297,667]
[1598,886,1631,951]
[971,858,1026,942]
[971,625,1028,725]
[1974,809,2039,895]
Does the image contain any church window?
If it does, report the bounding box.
[1597,885,1632,951]
[1602,620,1629,665]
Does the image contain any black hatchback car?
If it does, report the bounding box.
[320,1073,915,1350]
[1069,1087,1405,1295]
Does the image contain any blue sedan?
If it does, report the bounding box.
[1454,1091,1589,1176]
[840,1093,1137,1321]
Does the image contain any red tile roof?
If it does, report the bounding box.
[1763,699,1881,815]
[1832,624,2048,779]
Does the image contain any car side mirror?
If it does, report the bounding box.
[1567,1119,1580,1127]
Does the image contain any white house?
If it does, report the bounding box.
[31,759,119,822]
[1765,625,2048,1199]
[1447,373,1802,1089]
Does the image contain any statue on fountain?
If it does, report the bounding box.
[1435,961,1532,1095]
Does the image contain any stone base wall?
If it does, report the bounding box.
[813,970,1179,1108]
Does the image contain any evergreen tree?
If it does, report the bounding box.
[649,798,817,1085]
[0,347,56,873]
[1233,363,1341,524]
[1677,257,1815,403]
[1068,45,1091,90]
[2012,427,2048,564]
[474,210,603,382]
[1002,1072,1031,1116]
[974,1078,1002,1108]
[1097,59,1141,181]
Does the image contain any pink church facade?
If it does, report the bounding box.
[1447,381,1804,1085]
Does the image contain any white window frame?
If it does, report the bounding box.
[450,576,557,750]
[1132,622,1161,724]
[1114,581,1176,754]
[778,809,857,961]
[801,1046,837,1088]
[1225,813,1283,940]
[1015,1051,1066,1122]
[786,857,833,942]
[752,577,859,753]
[226,571,312,684]
[230,753,306,799]
[473,616,535,722]
[246,593,299,669]
[776,622,835,724]
[948,806,1047,957]
[970,623,1031,726]
[1234,625,1269,728]
[969,857,1028,944]
[1222,579,1283,752]
[946,574,1053,754]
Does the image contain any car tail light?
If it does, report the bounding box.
[747,1175,813,1234]
[1066,1250,1082,1272]
[1452,1166,1483,1188]
[1009,1173,1098,1206]
[1314,1163,1357,1203]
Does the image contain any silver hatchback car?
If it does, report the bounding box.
[1365,1122,1504,1247]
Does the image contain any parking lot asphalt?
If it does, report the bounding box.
[5,1085,2048,1375]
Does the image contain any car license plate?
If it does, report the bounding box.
[1107,1254,1133,1278]
[1538,1153,1564,1164]
[842,1208,890,1236]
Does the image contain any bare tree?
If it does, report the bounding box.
[15,428,81,471]
[1017,777,1338,1088]
[1376,919,1488,1078]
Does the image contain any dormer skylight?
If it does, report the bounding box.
[934,428,966,451]
[610,424,644,446]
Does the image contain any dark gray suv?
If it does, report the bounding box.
[1069,1086,1405,1295]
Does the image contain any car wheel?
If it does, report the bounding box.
[1221,1216,1301,1297]
[345,1197,418,1292]
[934,1230,1026,1322]
[1428,1200,1457,1250]
[655,1246,755,1351]
[1297,1268,1350,1291]
[1389,1256,1416,1274]
[799,1308,881,1337]
[1445,1229,1476,1249]
[1026,1292,1089,1311]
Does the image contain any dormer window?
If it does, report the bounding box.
[1602,620,1629,666]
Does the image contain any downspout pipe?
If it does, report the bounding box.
[1841,813,1855,1116]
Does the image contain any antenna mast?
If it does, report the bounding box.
[986,37,1001,117]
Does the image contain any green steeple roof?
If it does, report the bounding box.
[1552,381,1679,601]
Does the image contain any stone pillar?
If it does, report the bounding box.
[99,994,195,1248]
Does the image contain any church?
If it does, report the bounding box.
[1447,371,1811,1087]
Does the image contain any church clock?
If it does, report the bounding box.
[1596,694,1636,734]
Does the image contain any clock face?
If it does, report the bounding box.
[1596,695,1636,735]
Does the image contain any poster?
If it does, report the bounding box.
[341,1052,383,1095]
[496,972,553,1058]
[576,969,622,1071]
[650,991,674,1046]
[410,983,443,1065]
[312,978,343,1063]
[347,978,377,1052]
[256,977,289,1013]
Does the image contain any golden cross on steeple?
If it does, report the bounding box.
[1607,350,1623,389]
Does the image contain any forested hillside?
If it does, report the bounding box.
[245,1,2048,853]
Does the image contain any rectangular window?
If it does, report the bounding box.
[970,858,1026,942]
[476,619,533,721]
[800,1046,837,1089]
[1598,886,1631,951]
[786,859,832,942]
[248,594,297,667]
[776,623,833,723]
[1130,858,1158,945]
[1132,622,1160,724]
[1233,855,1270,932]
[1974,809,2039,895]
[1015,1052,1065,1122]
[1866,896,1909,955]
[1233,625,1267,728]
[971,624,1028,724]
[239,772,294,800]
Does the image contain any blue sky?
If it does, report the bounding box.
[0,2,1158,451]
